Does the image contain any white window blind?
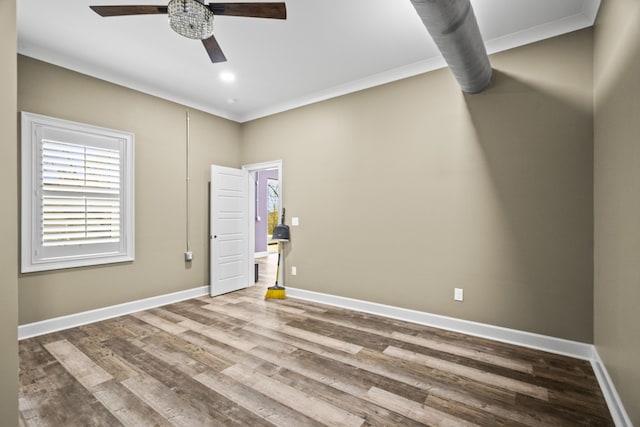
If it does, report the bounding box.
[42,141,121,247]
[21,112,134,273]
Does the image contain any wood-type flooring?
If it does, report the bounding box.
[19,257,613,426]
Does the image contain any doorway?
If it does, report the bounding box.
[243,160,283,287]
[254,169,280,257]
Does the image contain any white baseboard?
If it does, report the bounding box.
[590,348,634,427]
[286,287,632,426]
[17,283,631,426]
[18,285,209,340]
[286,287,593,359]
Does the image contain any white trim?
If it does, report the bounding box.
[15,279,630,425]
[242,160,283,174]
[237,57,448,122]
[484,11,596,58]
[590,348,634,427]
[287,287,593,359]
[17,47,239,123]
[254,251,269,259]
[232,4,603,123]
[19,2,601,124]
[582,0,602,25]
[18,286,208,340]
[21,112,135,273]
[243,160,283,285]
[286,287,632,425]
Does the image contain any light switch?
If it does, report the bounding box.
[291,217,299,226]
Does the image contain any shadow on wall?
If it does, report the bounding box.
[595,1,640,108]
[462,69,594,342]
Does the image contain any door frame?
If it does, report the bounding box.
[243,160,283,285]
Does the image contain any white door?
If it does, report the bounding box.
[210,165,250,296]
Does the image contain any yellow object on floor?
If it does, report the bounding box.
[265,286,286,299]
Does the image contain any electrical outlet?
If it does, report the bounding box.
[291,266,297,275]
[292,217,299,226]
[454,288,464,301]
[184,251,193,262]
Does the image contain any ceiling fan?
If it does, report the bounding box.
[90,0,286,63]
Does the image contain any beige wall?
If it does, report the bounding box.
[16,30,596,340]
[11,6,639,421]
[18,56,242,324]
[594,0,640,423]
[0,0,18,424]
[242,29,594,342]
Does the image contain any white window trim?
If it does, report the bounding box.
[21,112,135,273]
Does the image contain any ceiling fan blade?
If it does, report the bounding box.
[202,35,227,63]
[90,5,168,17]
[207,3,286,19]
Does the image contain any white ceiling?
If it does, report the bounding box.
[17,0,600,123]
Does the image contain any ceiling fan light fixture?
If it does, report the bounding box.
[168,0,214,40]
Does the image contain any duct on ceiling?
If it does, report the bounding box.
[410,0,492,93]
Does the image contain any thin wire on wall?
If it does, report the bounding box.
[185,111,191,253]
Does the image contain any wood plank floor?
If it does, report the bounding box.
[19,258,613,426]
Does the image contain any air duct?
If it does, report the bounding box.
[410,0,492,93]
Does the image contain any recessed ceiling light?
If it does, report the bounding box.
[220,72,236,83]
[227,98,238,104]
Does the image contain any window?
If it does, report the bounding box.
[21,112,134,273]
